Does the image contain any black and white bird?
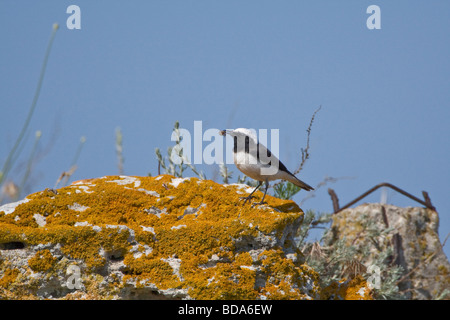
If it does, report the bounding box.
[220,128,314,206]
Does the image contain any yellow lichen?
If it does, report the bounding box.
[258,249,320,300]
[0,175,317,299]
[321,276,373,300]
[28,249,58,272]
[0,268,20,288]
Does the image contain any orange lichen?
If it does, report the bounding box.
[0,268,20,288]
[321,276,374,300]
[258,249,320,299]
[28,249,58,272]
[0,175,320,299]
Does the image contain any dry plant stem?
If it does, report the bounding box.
[18,131,42,197]
[294,105,321,175]
[272,105,321,193]
[0,24,59,186]
[54,136,86,188]
[115,127,124,175]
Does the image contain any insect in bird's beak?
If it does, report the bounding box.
[219,130,227,136]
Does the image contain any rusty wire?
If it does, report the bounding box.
[330,182,436,214]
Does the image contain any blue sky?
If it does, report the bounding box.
[1,1,449,258]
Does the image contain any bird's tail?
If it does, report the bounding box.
[285,174,314,191]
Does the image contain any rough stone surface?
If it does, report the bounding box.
[0,175,326,300]
[329,203,450,299]
[321,275,373,300]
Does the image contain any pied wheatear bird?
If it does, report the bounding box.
[220,128,313,206]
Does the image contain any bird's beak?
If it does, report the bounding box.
[219,129,227,136]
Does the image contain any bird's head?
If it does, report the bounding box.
[219,128,257,142]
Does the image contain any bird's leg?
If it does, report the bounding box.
[251,181,269,207]
[239,181,262,205]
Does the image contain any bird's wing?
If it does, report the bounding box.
[257,142,314,191]
[256,142,288,172]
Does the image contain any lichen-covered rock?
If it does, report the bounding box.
[321,276,374,300]
[328,203,450,300]
[0,175,320,300]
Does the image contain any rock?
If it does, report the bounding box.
[328,203,450,299]
[0,175,321,300]
[321,275,374,300]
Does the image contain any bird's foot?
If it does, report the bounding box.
[251,200,268,208]
[239,195,256,205]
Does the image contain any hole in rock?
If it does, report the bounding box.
[109,254,124,261]
[0,241,26,250]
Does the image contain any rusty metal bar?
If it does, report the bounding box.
[328,188,340,213]
[333,182,436,214]
[422,191,433,209]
